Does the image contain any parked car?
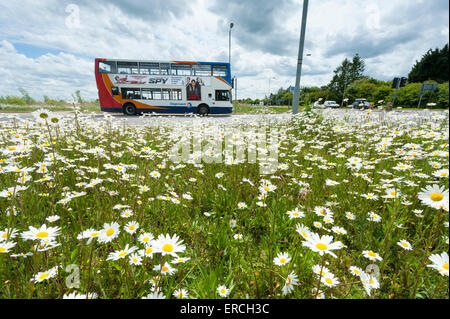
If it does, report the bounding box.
[323,100,340,108]
[352,98,370,109]
[312,101,325,109]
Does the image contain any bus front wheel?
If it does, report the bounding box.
[197,104,210,116]
[123,103,136,116]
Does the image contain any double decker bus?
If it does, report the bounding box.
[95,58,233,115]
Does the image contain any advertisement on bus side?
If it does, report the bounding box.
[112,74,210,87]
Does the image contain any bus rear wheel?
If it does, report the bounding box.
[197,104,210,116]
[123,103,136,116]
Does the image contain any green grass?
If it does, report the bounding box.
[233,103,297,114]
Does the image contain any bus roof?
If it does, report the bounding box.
[95,58,229,66]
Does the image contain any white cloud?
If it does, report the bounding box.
[0,0,448,101]
[0,40,95,100]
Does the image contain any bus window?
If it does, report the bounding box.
[171,89,182,100]
[140,62,159,75]
[213,65,228,77]
[151,88,162,100]
[215,90,230,101]
[160,63,170,75]
[117,62,139,74]
[141,89,152,100]
[162,89,170,100]
[193,64,211,76]
[122,88,141,99]
[99,61,116,74]
[171,64,191,76]
[111,87,119,95]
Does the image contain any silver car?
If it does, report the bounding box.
[324,101,340,108]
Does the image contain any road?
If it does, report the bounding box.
[0,108,446,126]
[0,112,292,125]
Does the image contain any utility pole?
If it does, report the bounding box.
[292,0,309,114]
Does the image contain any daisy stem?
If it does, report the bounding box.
[154,255,166,293]
[314,254,325,299]
[5,173,19,243]
[411,208,445,298]
[85,240,95,298]
[123,258,131,298]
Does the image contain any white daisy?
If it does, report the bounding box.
[427,252,449,276]
[153,233,186,257]
[418,185,449,211]
[273,252,291,266]
[217,285,230,297]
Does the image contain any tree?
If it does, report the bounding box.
[18,88,35,105]
[408,44,449,83]
[327,53,365,103]
[72,90,84,104]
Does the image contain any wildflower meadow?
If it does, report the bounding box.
[0,108,448,299]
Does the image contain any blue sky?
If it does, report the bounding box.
[0,0,448,101]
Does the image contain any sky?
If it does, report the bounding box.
[0,0,448,101]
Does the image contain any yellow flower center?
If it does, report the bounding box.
[430,193,443,201]
[162,266,169,272]
[353,269,360,274]
[280,258,286,264]
[106,229,115,236]
[145,247,153,254]
[286,277,292,286]
[301,232,308,238]
[1,233,7,238]
[325,278,332,284]
[368,251,377,257]
[441,173,448,176]
[90,232,100,237]
[129,225,135,230]
[315,243,328,251]
[293,212,299,217]
[38,273,49,280]
[118,252,127,257]
[0,248,6,252]
[401,242,408,247]
[443,263,449,270]
[36,232,48,238]
[162,244,174,252]
[143,237,149,242]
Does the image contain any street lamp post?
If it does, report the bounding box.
[229,22,233,65]
[229,22,234,112]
